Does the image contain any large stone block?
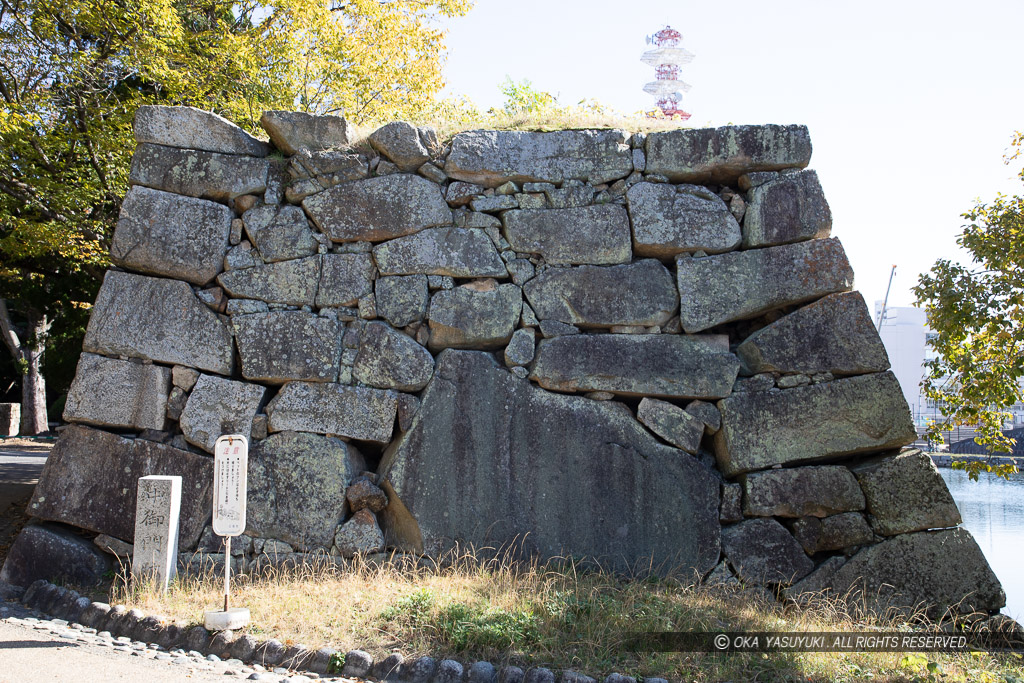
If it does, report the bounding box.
[316,254,376,308]
[375,275,429,327]
[27,425,213,548]
[180,374,266,453]
[242,204,317,263]
[368,121,430,172]
[302,175,450,243]
[742,170,831,248]
[129,143,269,202]
[233,311,342,383]
[522,260,677,327]
[267,382,397,444]
[427,282,522,352]
[372,228,507,278]
[111,186,232,285]
[736,292,890,376]
[0,523,112,588]
[246,431,365,549]
[741,466,865,518]
[503,206,631,266]
[445,130,632,187]
[715,371,917,476]
[828,528,1004,617]
[721,518,814,586]
[217,256,320,306]
[530,334,740,399]
[791,512,874,554]
[63,353,170,431]
[676,238,854,333]
[852,449,962,536]
[353,321,435,392]
[378,350,720,575]
[625,182,741,257]
[644,124,811,184]
[133,105,270,156]
[83,271,234,375]
[260,111,351,156]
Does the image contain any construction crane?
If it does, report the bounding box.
[876,265,897,330]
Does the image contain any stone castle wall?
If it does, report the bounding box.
[0,106,1005,617]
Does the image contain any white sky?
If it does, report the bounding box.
[437,0,1024,311]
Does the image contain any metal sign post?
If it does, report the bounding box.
[205,434,250,631]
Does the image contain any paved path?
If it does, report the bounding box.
[0,444,48,509]
[0,602,326,682]
[0,616,233,682]
[0,440,50,562]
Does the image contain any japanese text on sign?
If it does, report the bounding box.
[213,434,248,537]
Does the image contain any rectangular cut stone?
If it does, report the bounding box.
[129,143,269,201]
[316,254,375,307]
[242,204,317,263]
[445,129,633,187]
[0,403,18,436]
[737,291,890,375]
[626,182,741,257]
[742,169,832,248]
[427,283,522,352]
[371,228,507,278]
[134,105,270,156]
[28,425,212,548]
[63,353,170,430]
[180,375,266,453]
[645,124,812,184]
[267,382,397,444]
[503,205,631,265]
[217,256,320,306]
[132,475,181,591]
[741,466,865,518]
[530,334,740,399]
[232,311,342,383]
[302,174,450,242]
[83,271,234,375]
[715,371,917,476]
[676,238,854,333]
[111,186,232,285]
[523,259,678,327]
[260,110,351,156]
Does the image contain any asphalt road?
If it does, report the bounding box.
[0,445,48,509]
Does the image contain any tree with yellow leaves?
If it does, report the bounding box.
[0,0,470,434]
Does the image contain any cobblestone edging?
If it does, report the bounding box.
[5,580,669,683]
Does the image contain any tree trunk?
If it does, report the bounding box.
[0,299,51,436]
[20,312,49,435]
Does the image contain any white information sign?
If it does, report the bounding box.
[212,434,248,537]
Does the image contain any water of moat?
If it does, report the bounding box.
[940,467,1024,620]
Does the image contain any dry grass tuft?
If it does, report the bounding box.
[106,546,1024,682]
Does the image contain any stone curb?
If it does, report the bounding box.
[12,579,669,683]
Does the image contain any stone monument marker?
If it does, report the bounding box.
[131,475,182,591]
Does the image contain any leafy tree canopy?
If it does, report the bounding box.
[0,0,470,430]
[914,132,1024,479]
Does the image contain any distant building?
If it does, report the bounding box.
[875,302,1024,427]
[874,303,931,425]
